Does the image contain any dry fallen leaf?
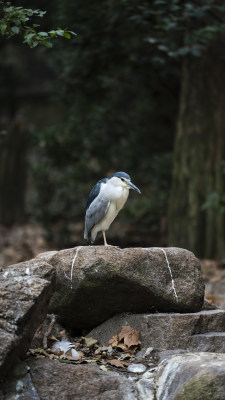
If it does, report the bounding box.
[100,365,108,371]
[119,326,141,348]
[49,335,58,342]
[107,359,131,368]
[82,337,98,348]
[114,342,128,352]
[109,326,141,353]
[61,354,80,361]
[119,352,135,361]
[206,296,215,303]
[51,349,63,356]
[109,334,119,347]
[65,349,81,360]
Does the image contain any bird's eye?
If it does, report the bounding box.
[121,178,125,182]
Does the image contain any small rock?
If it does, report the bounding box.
[127,363,147,374]
[142,370,155,379]
[144,347,156,357]
[128,376,137,382]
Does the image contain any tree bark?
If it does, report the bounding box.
[169,42,225,259]
[0,114,28,225]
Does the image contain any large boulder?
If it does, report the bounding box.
[0,259,55,378]
[87,309,225,351]
[48,246,204,330]
[156,352,225,400]
[0,358,138,400]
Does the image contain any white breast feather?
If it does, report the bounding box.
[91,184,129,238]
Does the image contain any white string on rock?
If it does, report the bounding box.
[159,248,178,303]
[70,246,83,288]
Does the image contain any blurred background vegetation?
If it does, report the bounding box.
[0,0,225,259]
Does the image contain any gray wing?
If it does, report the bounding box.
[84,194,110,239]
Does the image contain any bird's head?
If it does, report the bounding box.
[110,171,141,193]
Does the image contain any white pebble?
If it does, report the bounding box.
[127,363,147,374]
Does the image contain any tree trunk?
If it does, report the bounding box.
[169,43,225,259]
[0,114,28,225]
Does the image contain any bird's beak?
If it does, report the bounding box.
[126,181,141,194]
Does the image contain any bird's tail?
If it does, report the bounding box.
[84,222,89,240]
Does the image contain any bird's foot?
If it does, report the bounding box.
[113,245,122,251]
[104,244,122,250]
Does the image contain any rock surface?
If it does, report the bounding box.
[2,352,225,400]
[0,358,138,400]
[88,309,225,351]
[3,246,225,400]
[48,246,204,330]
[0,259,55,379]
[156,352,225,400]
[190,332,225,352]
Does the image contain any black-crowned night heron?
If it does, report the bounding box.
[84,171,141,246]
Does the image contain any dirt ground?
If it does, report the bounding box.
[1,224,224,310]
[200,258,225,310]
[0,224,49,268]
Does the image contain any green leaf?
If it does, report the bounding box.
[68,31,77,36]
[64,32,71,39]
[30,41,38,48]
[0,24,7,35]
[25,33,35,40]
[177,47,190,56]
[3,7,12,12]
[55,29,64,36]
[11,26,20,34]
[38,11,46,17]
[43,41,53,48]
[191,44,202,57]
[147,37,157,44]
[38,31,48,37]
[158,44,168,52]
[1,3,76,48]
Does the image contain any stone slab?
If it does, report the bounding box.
[189,332,225,353]
[88,310,225,351]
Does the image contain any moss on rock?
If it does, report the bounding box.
[174,373,223,400]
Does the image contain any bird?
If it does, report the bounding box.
[84,171,141,246]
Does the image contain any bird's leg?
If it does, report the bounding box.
[102,230,121,250]
[102,231,108,246]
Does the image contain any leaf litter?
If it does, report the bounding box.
[28,317,142,372]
